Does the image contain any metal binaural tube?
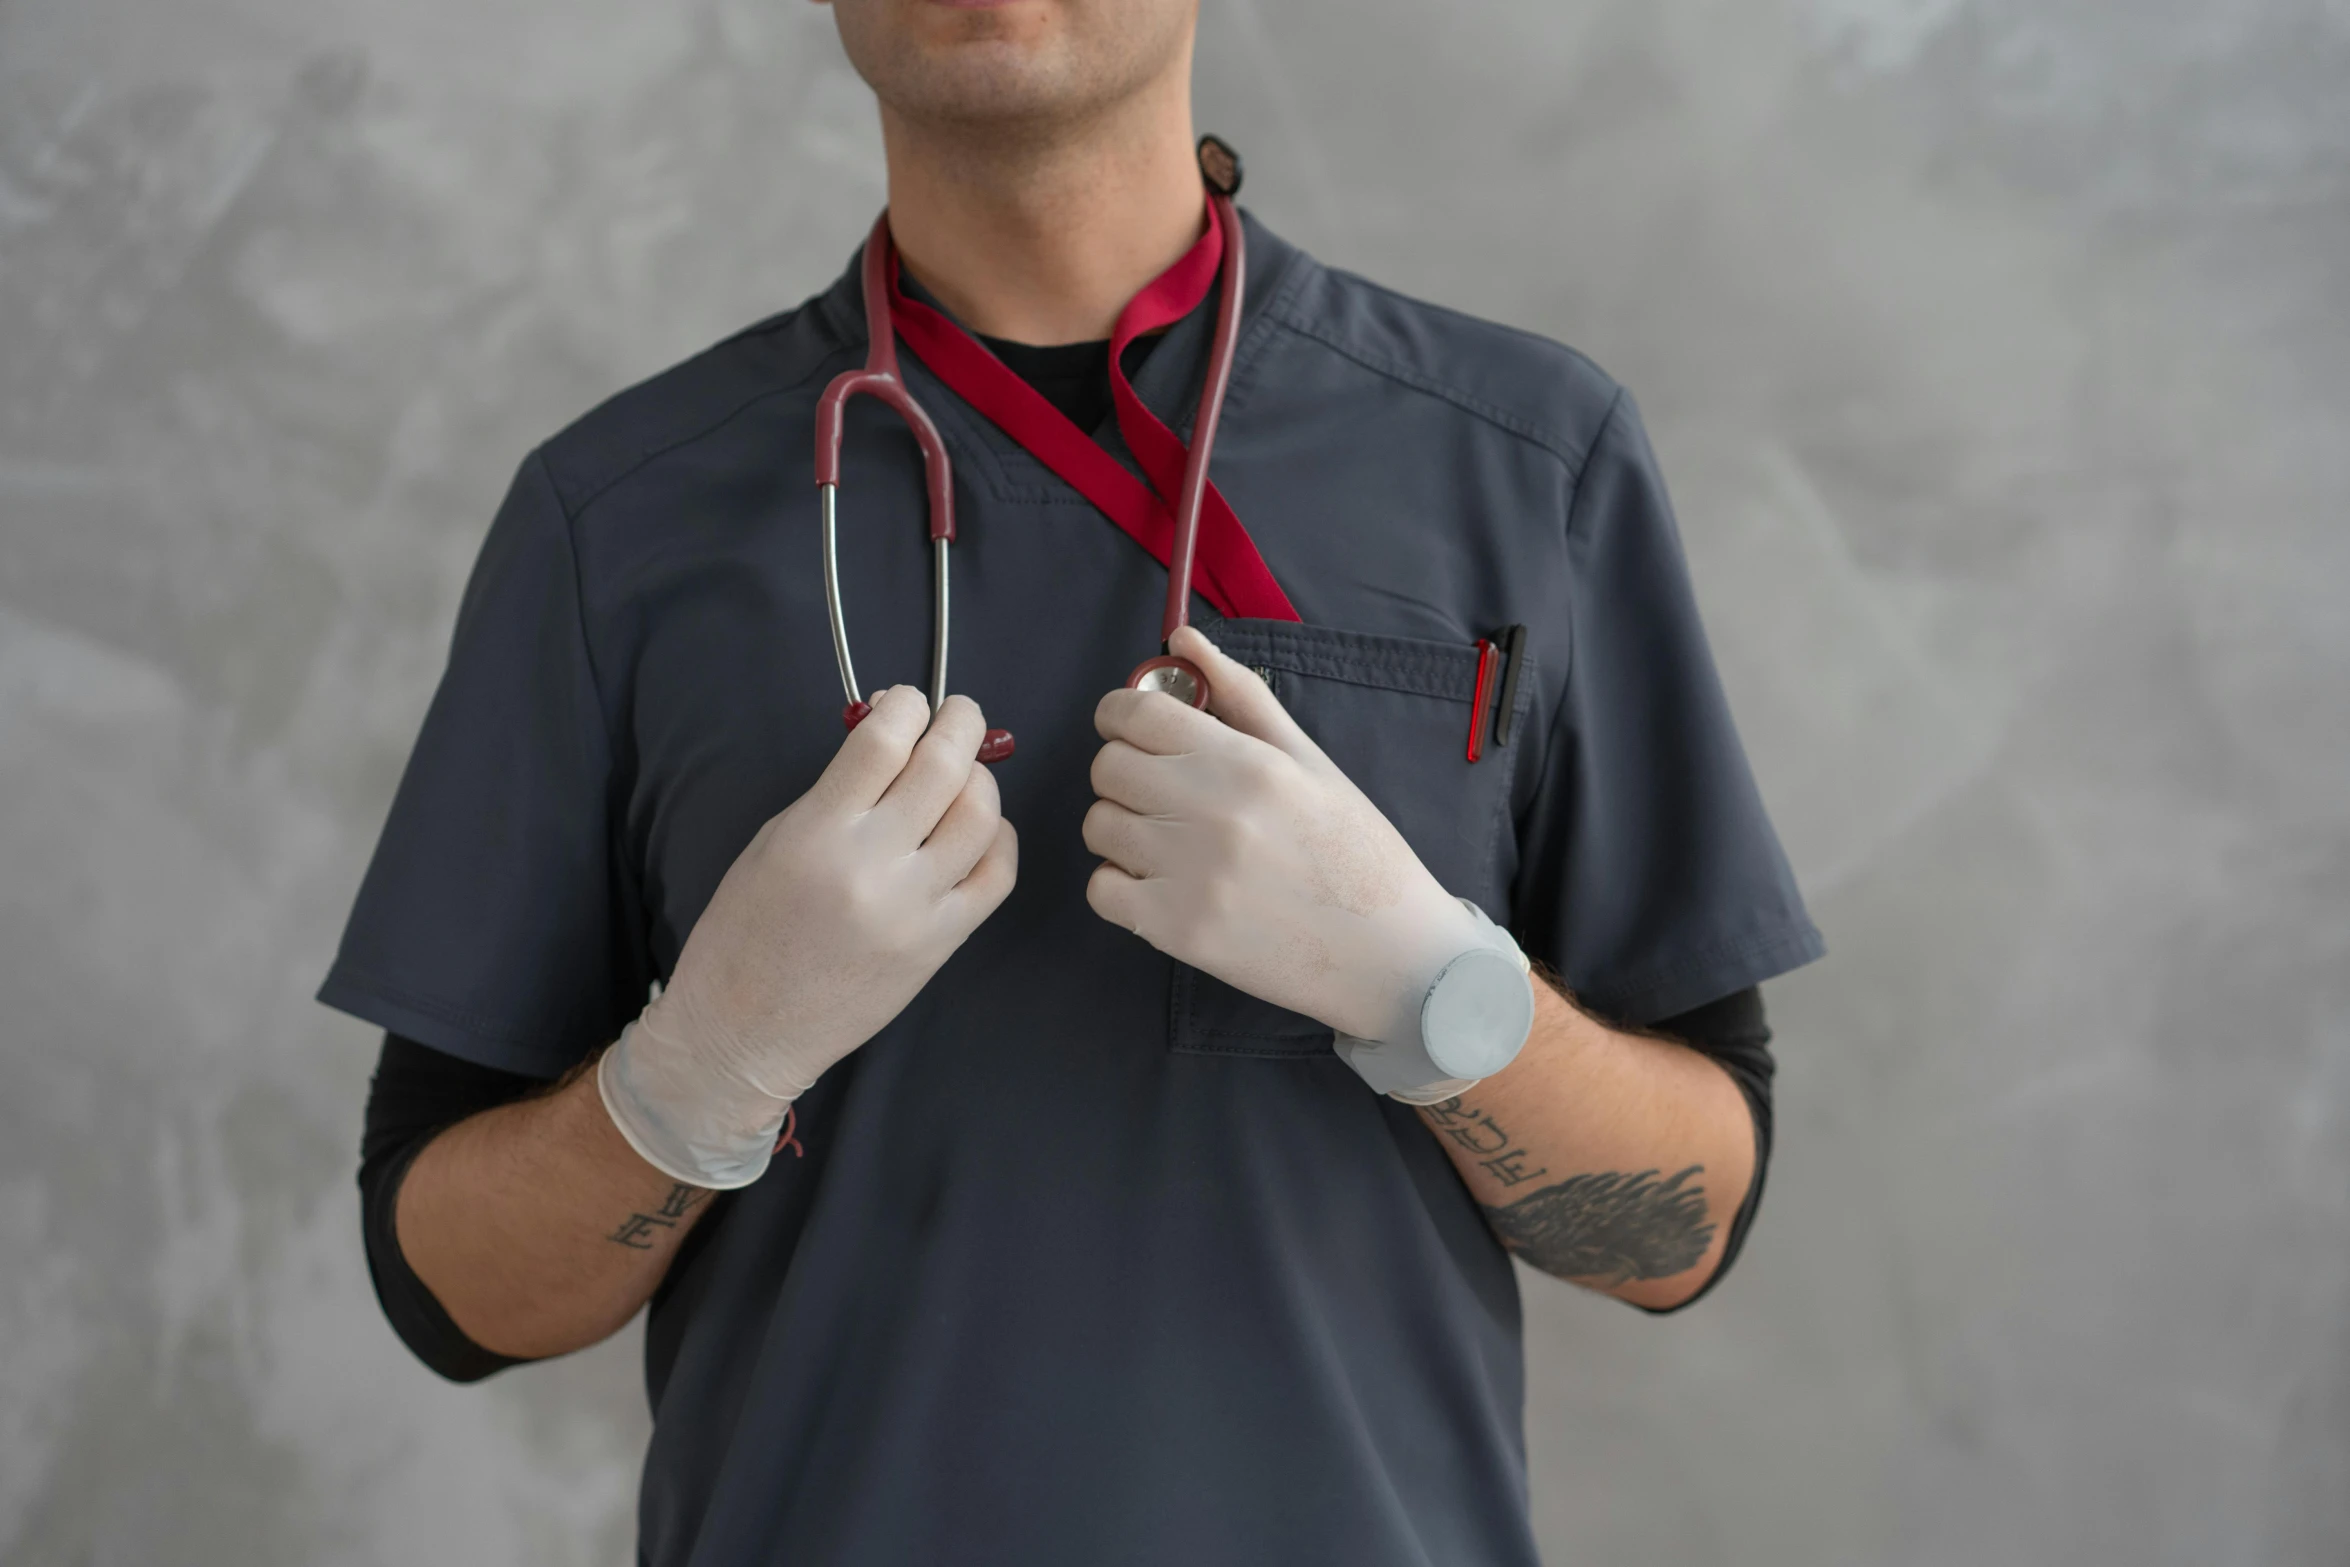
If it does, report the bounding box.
[929,536,949,714]
[821,484,860,709]
[817,212,1012,761]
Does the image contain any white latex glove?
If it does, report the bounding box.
[1084,626,1493,1069]
[600,686,1018,1188]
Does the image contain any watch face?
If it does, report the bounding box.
[1422,948,1536,1080]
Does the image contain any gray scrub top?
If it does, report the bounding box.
[320,211,1824,1567]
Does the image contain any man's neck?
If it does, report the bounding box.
[878,71,1204,347]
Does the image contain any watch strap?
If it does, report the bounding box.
[1332,900,1534,1102]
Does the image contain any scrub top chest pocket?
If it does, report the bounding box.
[1168,620,1538,1058]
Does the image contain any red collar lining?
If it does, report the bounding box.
[883,204,1298,625]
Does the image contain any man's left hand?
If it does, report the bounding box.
[1084,625,1480,1044]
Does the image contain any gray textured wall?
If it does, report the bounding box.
[3,0,2345,1562]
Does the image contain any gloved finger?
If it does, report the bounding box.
[1080,797,1178,879]
[811,685,932,813]
[938,817,1018,930]
[1084,859,1152,937]
[1093,682,1226,758]
[1167,627,1329,769]
[1088,739,1189,817]
[917,759,1003,893]
[873,694,989,837]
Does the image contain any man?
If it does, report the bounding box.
[325,0,1823,1561]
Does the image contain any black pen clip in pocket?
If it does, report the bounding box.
[1466,624,1528,764]
[1167,620,1537,1058]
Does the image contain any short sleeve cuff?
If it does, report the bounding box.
[1574,920,1825,1028]
[318,965,575,1078]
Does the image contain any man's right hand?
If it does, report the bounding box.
[600,686,1018,1187]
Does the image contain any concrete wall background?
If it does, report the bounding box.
[2,0,2344,1561]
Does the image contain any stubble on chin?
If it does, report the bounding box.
[841,1,1184,141]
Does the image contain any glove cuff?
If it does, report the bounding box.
[597,1018,789,1191]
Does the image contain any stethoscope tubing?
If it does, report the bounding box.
[814,210,978,740]
[813,176,1242,752]
[1124,189,1243,711]
[819,483,858,705]
[1160,191,1244,650]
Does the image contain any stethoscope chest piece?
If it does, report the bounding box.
[1126,653,1210,710]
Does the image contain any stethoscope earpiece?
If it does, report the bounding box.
[1196,135,1243,198]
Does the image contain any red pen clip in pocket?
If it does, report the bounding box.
[1467,640,1498,763]
[1465,624,1528,764]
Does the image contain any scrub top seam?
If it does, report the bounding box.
[1168,237,1317,438]
[1205,638,1488,701]
[704,308,806,354]
[1559,388,1631,550]
[1258,307,1602,478]
[895,369,1033,506]
[1313,265,1623,418]
[524,448,615,748]
[530,449,659,1024]
[974,480,1112,508]
[552,346,860,524]
[1536,386,1632,783]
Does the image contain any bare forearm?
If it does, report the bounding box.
[394,1057,713,1359]
[1421,980,1755,1309]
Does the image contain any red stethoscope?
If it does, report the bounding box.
[813,138,1249,765]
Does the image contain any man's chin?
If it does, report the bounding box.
[840,0,1182,136]
[878,55,1095,130]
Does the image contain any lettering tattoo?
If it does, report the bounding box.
[1423,1098,1713,1284]
[1422,1098,1549,1187]
[1477,1147,1549,1187]
[607,1182,708,1250]
[1484,1167,1714,1284]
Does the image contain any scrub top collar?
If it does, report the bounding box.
[809,207,1313,495]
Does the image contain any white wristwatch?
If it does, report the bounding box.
[1333,900,1536,1104]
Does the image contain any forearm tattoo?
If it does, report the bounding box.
[607,1183,708,1250]
[1425,1098,1714,1284]
[1421,1095,1551,1187]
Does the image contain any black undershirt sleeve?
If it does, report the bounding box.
[1621,985,1776,1314]
[355,986,1777,1376]
[358,1037,546,1382]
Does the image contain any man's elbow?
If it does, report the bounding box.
[1485,1160,1734,1308]
[1502,1242,1725,1310]
[1607,1250,1725,1313]
[362,1239,536,1383]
